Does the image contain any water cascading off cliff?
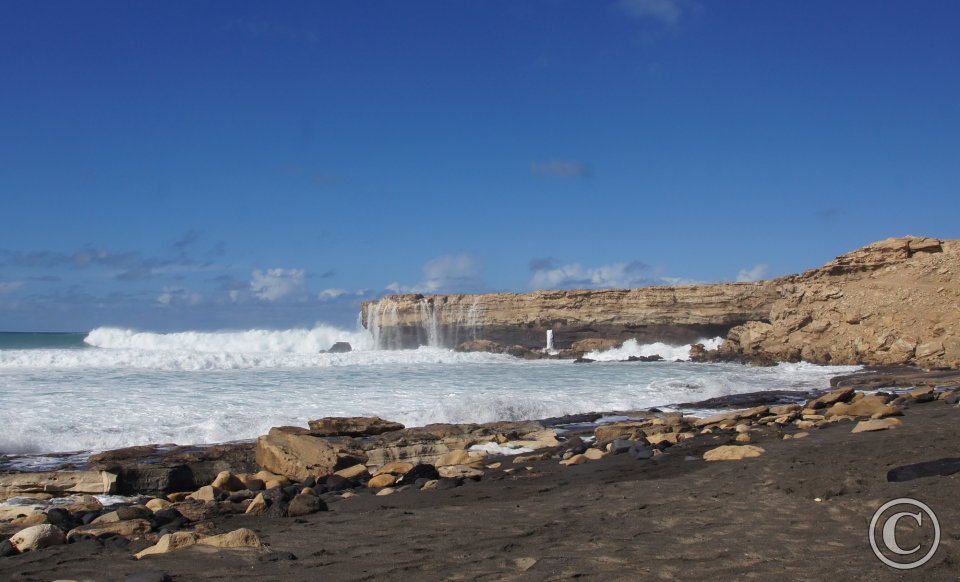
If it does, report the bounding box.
[362,284,779,350]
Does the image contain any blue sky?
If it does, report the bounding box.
[1,0,958,331]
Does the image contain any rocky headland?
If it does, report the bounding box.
[363,236,959,369]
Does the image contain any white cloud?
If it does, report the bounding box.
[250,268,307,302]
[156,285,202,307]
[386,254,483,294]
[617,0,700,27]
[736,264,769,282]
[318,288,348,301]
[529,261,655,290]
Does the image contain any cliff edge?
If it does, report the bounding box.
[718,236,958,368]
[362,236,959,369]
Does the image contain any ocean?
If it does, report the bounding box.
[0,326,858,459]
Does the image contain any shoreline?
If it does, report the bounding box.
[1,364,956,478]
[2,366,959,578]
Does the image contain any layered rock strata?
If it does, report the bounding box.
[362,283,779,350]
[362,236,959,369]
[717,236,959,368]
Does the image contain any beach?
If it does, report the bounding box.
[2,370,958,580]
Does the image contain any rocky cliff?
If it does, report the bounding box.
[717,236,959,368]
[362,236,959,369]
[362,283,780,350]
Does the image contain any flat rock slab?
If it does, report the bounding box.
[887,457,960,482]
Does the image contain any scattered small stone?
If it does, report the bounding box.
[583,448,605,460]
[703,445,765,461]
[851,418,902,433]
[287,492,327,516]
[376,488,395,496]
[559,454,588,466]
[245,493,268,516]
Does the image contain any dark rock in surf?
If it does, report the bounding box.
[328,342,353,353]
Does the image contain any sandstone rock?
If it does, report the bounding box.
[852,418,903,433]
[769,403,802,416]
[437,465,484,479]
[0,471,117,500]
[307,416,404,437]
[0,504,44,521]
[363,284,779,350]
[435,450,484,468]
[187,485,222,502]
[703,445,765,461]
[367,474,396,488]
[255,426,366,481]
[594,422,647,443]
[334,464,369,480]
[10,524,66,552]
[807,387,855,409]
[571,338,621,352]
[63,495,103,514]
[559,454,588,466]
[211,471,245,492]
[135,531,202,559]
[420,480,439,490]
[646,432,680,446]
[720,237,959,368]
[825,395,901,419]
[245,493,268,516]
[583,448,604,460]
[197,528,262,549]
[735,433,752,443]
[146,498,173,512]
[11,513,49,527]
[374,462,414,476]
[67,518,152,541]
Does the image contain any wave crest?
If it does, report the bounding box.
[83,325,374,354]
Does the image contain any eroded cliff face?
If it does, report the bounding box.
[718,236,959,368]
[362,236,959,369]
[362,283,779,350]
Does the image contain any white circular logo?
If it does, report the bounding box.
[869,498,940,570]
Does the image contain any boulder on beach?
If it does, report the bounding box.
[255,426,367,481]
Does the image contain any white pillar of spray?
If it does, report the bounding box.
[546,329,554,351]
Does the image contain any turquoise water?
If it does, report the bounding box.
[0,332,89,350]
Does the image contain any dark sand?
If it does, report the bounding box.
[2,402,958,581]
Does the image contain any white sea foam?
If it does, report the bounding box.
[584,337,724,362]
[0,326,859,456]
[84,325,375,353]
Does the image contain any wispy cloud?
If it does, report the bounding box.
[736,264,769,282]
[173,230,201,250]
[0,281,25,294]
[616,0,702,27]
[386,254,484,294]
[157,285,203,307]
[529,260,656,289]
[530,160,593,179]
[249,268,308,302]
